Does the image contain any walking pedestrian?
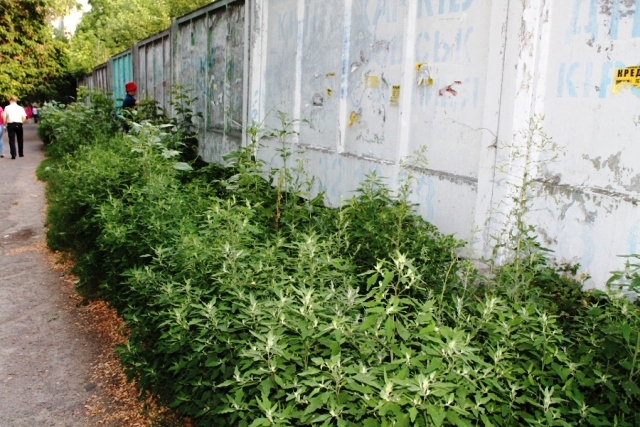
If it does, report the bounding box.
[32,106,39,124]
[0,105,5,158]
[2,97,27,159]
[25,105,32,122]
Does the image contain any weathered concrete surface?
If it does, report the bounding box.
[81,0,640,287]
[247,0,640,288]
[0,124,96,426]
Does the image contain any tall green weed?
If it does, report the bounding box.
[38,90,121,159]
[39,101,640,426]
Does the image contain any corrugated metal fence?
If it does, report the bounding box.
[78,0,640,289]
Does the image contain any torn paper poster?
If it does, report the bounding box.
[416,63,433,86]
[613,66,640,94]
[365,75,379,88]
[390,85,400,106]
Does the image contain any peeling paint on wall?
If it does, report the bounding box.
[83,0,640,290]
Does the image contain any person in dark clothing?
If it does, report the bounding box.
[121,81,139,131]
[122,81,139,109]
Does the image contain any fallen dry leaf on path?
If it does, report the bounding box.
[42,245,193,427]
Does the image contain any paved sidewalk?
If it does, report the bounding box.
[0,124,97,426]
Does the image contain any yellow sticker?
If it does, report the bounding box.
[416,62,433,86]
[326,72,335,77]
[326,88,332,98]
[390,85,400,106]
[347,111,360,126]
[365,75,379,88]
[613,66,640,93]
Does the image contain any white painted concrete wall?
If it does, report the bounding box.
[248,0,640,288]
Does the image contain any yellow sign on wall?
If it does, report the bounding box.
[390,85,400,106]
[365,75,379,88]
[613,66,640,93]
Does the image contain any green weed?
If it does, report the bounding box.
[38,101,640,426]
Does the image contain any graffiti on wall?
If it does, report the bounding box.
[557,0,640,98]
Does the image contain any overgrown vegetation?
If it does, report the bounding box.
[37,97,640,426]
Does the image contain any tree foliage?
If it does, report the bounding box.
[48,0,81,21]
[69,0,213,74]
[0,0,76,103]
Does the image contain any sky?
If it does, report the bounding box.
[53,0,90,37]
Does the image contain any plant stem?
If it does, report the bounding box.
[629,331,640,381]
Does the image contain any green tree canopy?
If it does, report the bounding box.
[0,0,75,102]
[69,0,212,74]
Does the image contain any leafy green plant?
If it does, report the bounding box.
[39,105,640,427]
[37,88,120,160]
[167,86,204,164]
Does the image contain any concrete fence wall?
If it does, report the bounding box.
[135,30,171,113]
[248,0,640,288]
[79,0,640,288]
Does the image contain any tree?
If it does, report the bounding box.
[0,0,75,102]
[166,0,212,18]
[68,0,213,73]
[47,0,81,22]
[69,0,170,73]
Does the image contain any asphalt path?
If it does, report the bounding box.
[0,123,97,426]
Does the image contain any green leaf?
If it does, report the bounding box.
[428,405,446,427]
[396,320,410,341]
[621,323,631,343]
[385,317,395,341]
[303,396,325,415]
[273,374,285,388]
[382,271,395,287]
[623,380,640,397]
[367,274,378,288]
[446,411,472,427]
[353,374,380,388]
[408,407,418,423]
[173,162,193,171]
[361,315,379,330]
[480,414,495,427]
[426,358,443,373]
[309,413,331,423]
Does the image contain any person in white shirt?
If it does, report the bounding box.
[0,105,4,158]
[2,96,27,159]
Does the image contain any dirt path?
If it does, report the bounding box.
[0,124,99,427]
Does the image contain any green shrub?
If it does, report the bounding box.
[37,90,120,160]
[39,102,640,426]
